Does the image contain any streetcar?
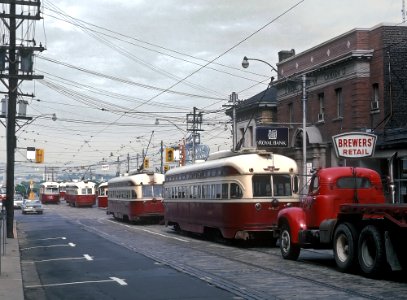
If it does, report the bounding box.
[39,181,60,204]
[65,181,96,207]
[107,172,165,222]
[96,182,108,208]
[164,149,300,241]
[59,182,66,200]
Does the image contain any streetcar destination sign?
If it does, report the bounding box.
[256,127,289,148]
[332,132,377,158]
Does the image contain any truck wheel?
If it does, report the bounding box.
[280,223,300,260]
[333,223,358,272]
[358,225,385,276]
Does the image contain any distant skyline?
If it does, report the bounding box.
[0,0,404,179]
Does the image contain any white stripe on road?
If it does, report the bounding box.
[22,254,94,264]
[31,237,67,241]
[106,219,189,242]
[26,277,127,288]
[21,243,76,251]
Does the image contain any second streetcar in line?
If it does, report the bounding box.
[107,172,165,223]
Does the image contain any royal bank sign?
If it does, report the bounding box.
[256,127,289,149]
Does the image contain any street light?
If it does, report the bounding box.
[242,56,308,190]
[242,56,279,75]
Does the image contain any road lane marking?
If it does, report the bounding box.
[105,219,189,242]
[31,237,67,241]
[21,243,76,251]
[22,254,94,264]
[26,277,127,288]
[84,254,93,261]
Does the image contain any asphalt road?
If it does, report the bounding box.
[17,208,238,300]
[16,203,407,300]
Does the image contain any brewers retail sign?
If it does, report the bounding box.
[332,132,377,158]
[256,127,289,148]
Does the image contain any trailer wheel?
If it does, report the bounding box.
[358,225,385,276]
[280,223,300,260]
[333,223,358,272]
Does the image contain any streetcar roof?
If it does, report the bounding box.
[108,172,165,185]
[166,151,298,176]
[40,181,59,187]
[65,181,96,188]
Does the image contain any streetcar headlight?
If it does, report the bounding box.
[255,202,262,211]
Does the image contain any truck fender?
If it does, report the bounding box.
[319,219,337,244]
[277,207,307,244]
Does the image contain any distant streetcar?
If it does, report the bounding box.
[164,149,300,241]
[39,182,60,204]
[65,181,96,207]
[107,172,165,222]
[97,182,108,208]
[59,182,66,200]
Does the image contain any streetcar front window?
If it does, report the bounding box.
[153,185,163,198]
[273,175,292,196]
[143,186,152,197]
[252,175,272,197]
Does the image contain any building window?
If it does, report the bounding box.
[336,88,343,118]
[288,103,293,126]
[318,93,325,122]
[371,83,379,111]
[248,126,253,147]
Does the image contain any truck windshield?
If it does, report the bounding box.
[336,177,372,189]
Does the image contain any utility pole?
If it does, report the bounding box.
[222,92,238,151]
[0,1,44,238]
[186,107,203,163]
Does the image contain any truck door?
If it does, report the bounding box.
[302,173,322,228]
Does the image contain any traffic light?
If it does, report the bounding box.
[165,148,174,162]
[143,157,150,169]
[35,148,44,163]
[164,164,170,172]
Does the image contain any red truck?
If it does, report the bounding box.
[277,167,407,277]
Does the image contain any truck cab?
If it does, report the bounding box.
[303,167,385,228]
[277,167,386,261]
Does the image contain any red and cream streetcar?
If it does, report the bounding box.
[59,182,66,200]
[39,182,60,204]
[65,181,96,207]
[96,182,108,208]
[107,172,165,222]
[164,149,300,241]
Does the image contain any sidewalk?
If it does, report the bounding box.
[0,222,24,300]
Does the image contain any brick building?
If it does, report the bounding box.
[229,23,407,202]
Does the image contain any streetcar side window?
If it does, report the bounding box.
[222,184,228,199]
[214,184,221,199]
[230,183,242,199]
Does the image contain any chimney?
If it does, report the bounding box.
[278,49,296,62]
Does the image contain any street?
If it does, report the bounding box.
[17,203,407,300]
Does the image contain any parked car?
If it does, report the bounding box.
[0,187,6,207]
[22,200,43,215]
[13,194,24,209]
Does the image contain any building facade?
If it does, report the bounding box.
[230,24,407,202]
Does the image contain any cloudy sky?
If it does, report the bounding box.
[0,0,404,179]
